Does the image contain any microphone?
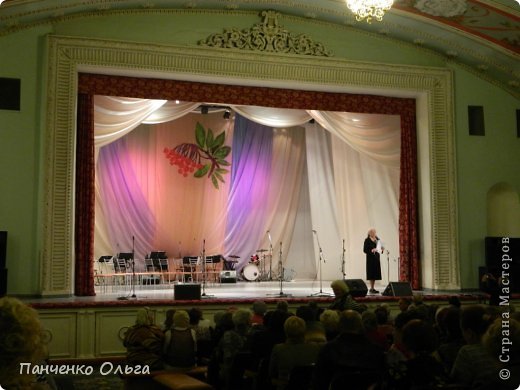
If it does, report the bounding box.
[312,229,317,234]
[266,230,270,234]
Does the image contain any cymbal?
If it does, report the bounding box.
[256,249,268,252]
[228,255,240,258]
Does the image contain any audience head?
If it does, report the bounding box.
[188,307,203,325]
[0,297,48,388]
[398,297,411,312]
[374,304,390,325]
[136,307,154,326]
[460,305,494,344]
[252,300,268,316]
[296,305,316,322]
[483,318,520,365]
[338,310,363,334]
[173,310,190,329]
[402,319,439,356]
[448,295,461,308]
[232,309,252,331]
[440,307,463,341]
[331,280,349,297]
[164,309,176,329]
[276,300,289,313]
[215,311,234,332]
[319,309,339,334]
[284,316,307,342]
[361,310,378,332]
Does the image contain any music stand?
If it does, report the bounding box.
[98,255,113,262]
[116,245,137,300]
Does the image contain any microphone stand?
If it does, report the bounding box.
[310,230,333,297]
[386,250,390,286]
[341,239,346,279]
[267,231,273,281]
[267,242,290,297]
[201,239,214,298]
[131,236,137,298]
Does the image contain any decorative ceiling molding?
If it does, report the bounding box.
[198,10,333,57]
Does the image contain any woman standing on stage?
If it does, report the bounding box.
[363,228,382,294]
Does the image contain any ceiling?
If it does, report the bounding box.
[0,0,518,98]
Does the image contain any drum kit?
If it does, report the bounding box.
[230,249,295,282]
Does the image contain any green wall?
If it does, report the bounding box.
[452,64,520,289]
[0,11,518,294]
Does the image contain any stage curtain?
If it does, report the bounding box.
[96,113,233,260]
[304,123,343,281]
[232,105,311,127]
[399,114,420,288]
[75,93,95,296]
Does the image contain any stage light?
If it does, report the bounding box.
[223,109,231,119]
[201,106,209,115]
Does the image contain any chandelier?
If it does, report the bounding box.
[345,0,394,23]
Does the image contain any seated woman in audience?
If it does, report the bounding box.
[434,306,464,373]
[269,316,321,390]
[215,309,253,387]
[328,279,364,313]
[385,319,449,389]
[123,307,165,370]
[386,310,420,368]
[482,317,520,389]
[162,308,175,331]
[318,309,338,342]
[163,310,197,371]
[0,297,55,389]
[451,305,500,389]
[362,310,390,351]
[374,304,394,344]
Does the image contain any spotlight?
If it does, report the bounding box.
[223,110,231,120]
[201,106,209,115]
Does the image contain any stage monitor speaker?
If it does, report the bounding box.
[382,282,413,297]
[344,279,368,298]
[220,270,237,283]
[0,231,6,269]
[174,284,201,300]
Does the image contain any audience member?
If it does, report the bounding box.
[386,310,420,368]
[374,304,394,344]
[123,307,165,370]
[448,295,461,308]
[451,304,500,388]
[435,306,464,373]
[482,317,520,389]
[397,297,412,313]
[215,309,253,387]
[163,310,197,371]
[0,297,54,389]
[386,319,448,389]
[314,310,385,390]
[269,316,321,390]
[362,310,389,351]
[251,300,268,326]
[162,308,175,331]
[328,280,364,313]
[297,305,326,344]
[318,309,339,342]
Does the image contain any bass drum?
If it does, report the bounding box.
[242,263,259,281]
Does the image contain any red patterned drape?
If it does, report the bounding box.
[76,74,420,293]
[75,93,96,296]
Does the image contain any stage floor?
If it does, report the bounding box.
[23,279,487,307]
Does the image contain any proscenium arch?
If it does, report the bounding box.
[41,34,459,295]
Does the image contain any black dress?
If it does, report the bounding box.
[363,237,382,280]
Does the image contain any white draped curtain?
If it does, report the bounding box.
[93,96,400,282]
